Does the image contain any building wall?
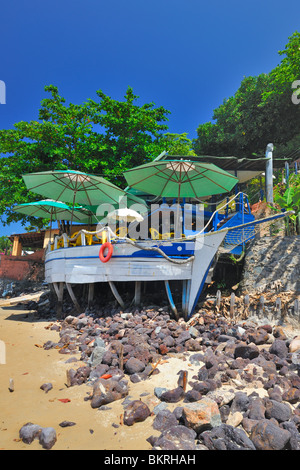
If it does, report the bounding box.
[0,250,44,282]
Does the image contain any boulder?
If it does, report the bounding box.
[19,422,42,444]
[39,427,57,450]
[269,339,288,359]
[152,425,197,450]
[160,387,185,403]
[124,357,145,375]
[201,424,256,450]
[181,397,222,434]
[250,420,291,450]
[91,377,128,408]
[152,409,178,432]
[234,342,259,360]
[123,400,151,426]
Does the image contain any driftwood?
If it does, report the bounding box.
[197,290,300,324]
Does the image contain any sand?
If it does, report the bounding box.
[0,305,199,450]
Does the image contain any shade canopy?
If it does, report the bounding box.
[106,208,145,223]
[13,199,99,224]
[124,160,239,199]
[22,170,129,206]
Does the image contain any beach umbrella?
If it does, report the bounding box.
[124,159,238,236]
[13,199,99,240]
[106,208,145,223]
[22,170,129,206]
[22,170,137,227]
[124,159,239,199]
[13,199,89,222]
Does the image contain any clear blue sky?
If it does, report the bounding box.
[0,0,299,236]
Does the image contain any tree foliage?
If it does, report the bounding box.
[194,32,300,158]
[0,85,170,226]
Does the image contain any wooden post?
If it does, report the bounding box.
[88,283,94,308]
[275,297,281,316]
[260,295,265,316]
[66,283,81,313]
[216,290,222,310]
[230,293,235,318]
[119,344,124,371]
[134,281,141,306]
[12,236,22,256]
[243,294,250,318]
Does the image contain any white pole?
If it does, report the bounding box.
[265,143,274,203]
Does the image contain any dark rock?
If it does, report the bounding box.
[264,398,292,422]
[123,400,151,426]
[250,419,291,450]
[59,421,76,427]
[234,342,259,360]
[230,392,250,413]
[152,409,178,431]
[152,425,197,450]
[176,330,191,344]
[201,424,256,450]
[281,421,300,450]
[39,427,57,450]
[160,386,185,403]
[192,380,217,395]
[154,387,168,399]
[40,383,53,393]
[184,389,202,402]
[247,397,266,420]
[91,377,128,408]
[19,422,42,444]
[282,387,300,404]
[269,339,288,359]
[246,329,269,345]
[124,357,145,375]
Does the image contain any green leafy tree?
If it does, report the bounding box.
[0,235,12,254]
[0,85,170,227]
[160,132,196,156]
[194,32,300,158]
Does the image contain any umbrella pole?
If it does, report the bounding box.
[49,210,53,244]
[70,189,77,233]
[175,183,182,238]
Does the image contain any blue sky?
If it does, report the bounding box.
[0,0,299,236]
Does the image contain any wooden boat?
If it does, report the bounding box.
[45,192,291,320]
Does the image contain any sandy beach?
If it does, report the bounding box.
[0,304,199,450]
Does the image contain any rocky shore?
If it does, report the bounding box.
[17,288,300,451]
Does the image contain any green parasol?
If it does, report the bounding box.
[124,159,239,236]
[22,170,129,206]
[22,169,145,227]
[13,199,91,222]
[124,159,239,199]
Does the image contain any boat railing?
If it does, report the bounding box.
[47,191,251,252]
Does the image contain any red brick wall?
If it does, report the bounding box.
[0,250,44,281]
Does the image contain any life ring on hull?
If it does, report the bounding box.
[99,242,113,263]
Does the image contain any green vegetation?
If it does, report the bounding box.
[273,173,300,234]
[193,32,300,159]
[0,235,12,254]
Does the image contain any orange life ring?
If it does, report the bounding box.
[99,242,113,263]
